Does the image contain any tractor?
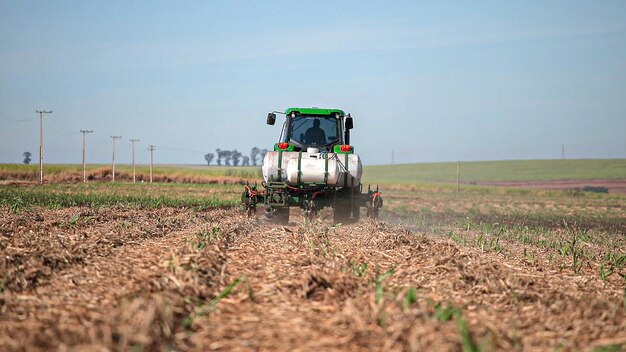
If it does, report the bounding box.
[242,107,382,224]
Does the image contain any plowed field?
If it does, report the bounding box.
[1,194,625,351]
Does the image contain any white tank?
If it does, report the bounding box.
[262,151,362,187]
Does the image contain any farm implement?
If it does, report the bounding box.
[242,107,383,224]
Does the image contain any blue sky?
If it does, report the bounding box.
[1,1,625,165]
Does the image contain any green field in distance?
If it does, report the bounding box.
[2,159,625,185]
[362,159,626,185]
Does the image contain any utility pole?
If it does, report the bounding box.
[80,130,94,183]
[130,139,140,183]
[561,144,565,159]
[36,110,52,184]
[111,135,122,182]
[148,145,156,183]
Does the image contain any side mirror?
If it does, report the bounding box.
[267,113,276,125]
[345,114,353,130]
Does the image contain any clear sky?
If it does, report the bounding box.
[1,0,625,165]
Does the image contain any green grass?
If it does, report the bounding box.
[0,163,262,179]
[363,159,626,185]
[0,182,239,210]
[3,158,625,186]
[385,187,625,234]
[382,184,626,281]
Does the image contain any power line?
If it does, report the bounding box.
[91,128,112,145]
[0,111,37,123]
[0,117,36,123]
[45,114,81,138]
[80,130,94,183]
[36,110,52,184]
[48,118,79,137]
[159,145,207,154]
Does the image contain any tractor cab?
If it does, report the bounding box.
[267,108,353,152]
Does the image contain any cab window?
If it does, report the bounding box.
[289,116,339,146]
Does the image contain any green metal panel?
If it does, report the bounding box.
[324,152,329,184]
[297,151,302,185]
[277,150,283,181]
[284,107,345,117]
[333,145,354,154]
[344,152,349,187]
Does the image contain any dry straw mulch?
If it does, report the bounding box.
[1,207,624,351]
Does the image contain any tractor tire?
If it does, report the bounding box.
[305,208,319,221]
[366,200,380,219]
[242,193,256,217]
[366,206,379,219]
[264,205,290,225]
[333,202,360,224]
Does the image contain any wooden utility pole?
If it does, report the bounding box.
[36,110,52,184]
[111,135,122,182]
[148,145,156,183]
[80,130,93,183]
[130,139,140,183]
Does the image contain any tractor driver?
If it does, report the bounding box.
[304,119,327,145]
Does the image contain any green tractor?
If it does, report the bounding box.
[242,107,382,224]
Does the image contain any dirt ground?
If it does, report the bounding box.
[1,205,624,351]
[0,168,253,185]
[475,179,626,194]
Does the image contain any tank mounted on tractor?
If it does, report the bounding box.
[242,107,382,224]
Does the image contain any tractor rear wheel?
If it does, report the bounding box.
[333,202,360,224]
[366,200,380,219]
[264,205,290,225]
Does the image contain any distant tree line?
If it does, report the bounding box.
[204,147,268,166]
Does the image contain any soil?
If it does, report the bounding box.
[1,207,624,351]
[0,168,252,185]
[474,179,626,194]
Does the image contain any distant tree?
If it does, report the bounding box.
[215,148,223,166]
[259,148,268,161]
[204,152,215,166]
[223,150,232,166]
[242,156,250,166]
[231,149,242,166]
[22,151,32,165]
[250,147,259,166]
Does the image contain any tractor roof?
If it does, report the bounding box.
[284,107,345,116]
